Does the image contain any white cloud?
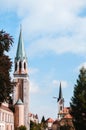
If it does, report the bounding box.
[52,80,68,88]
[2,0,86,121]
[20,0,86,34]
[29,81,40,94]
[1,0,86,57]
[77,62,86,71]
[27,35,86,57]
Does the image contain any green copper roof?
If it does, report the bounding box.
[15,27,27,61]
[15,99,24,105]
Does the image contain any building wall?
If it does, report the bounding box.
[14,104,24,128]
[29,113,39,124]
[13,77,29,130]
[0,104,14,130]
[23,78,29,128]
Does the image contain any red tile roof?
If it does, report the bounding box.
[46,118,54,123]
[64,114,72,119]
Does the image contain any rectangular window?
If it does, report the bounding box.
[2,112,4,121]
[60,106,62,110]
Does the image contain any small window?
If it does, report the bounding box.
[60,106,62,110]
[15,62,17,71]
[2,112,4,121]
[19,61,22,69]
[24,62,26,69]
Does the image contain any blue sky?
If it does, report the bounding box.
[1,0,86,121]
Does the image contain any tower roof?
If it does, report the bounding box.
[58,82,63,101]
[15,99,24,105]
[15,26,27,61]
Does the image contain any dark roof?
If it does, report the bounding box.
[58,82,63,101]
[53,120,60,125]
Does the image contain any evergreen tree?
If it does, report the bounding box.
[0,30,14,103]
[41,116,47,130]
[70,67,86,130]
[30,121,41,130]
[41,116,45,123]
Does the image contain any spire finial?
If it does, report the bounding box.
[20,24,22,31]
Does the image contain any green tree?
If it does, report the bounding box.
[30,116,47,130]
[41,116,45,123]
[0,30,14,103]
[41,116,47,130]
[17,125,27,130]
[30,121,41,130]
[70,67,86,130]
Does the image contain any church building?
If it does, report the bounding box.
[57,82,64,120]
[0,27,30,130]
[57,83,72,120]
[51,83,74,130]
[13,27,29,130]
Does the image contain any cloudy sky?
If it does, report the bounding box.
[1,0,86,121]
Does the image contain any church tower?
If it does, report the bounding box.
[13,27,29,130]
[57,82,64,120]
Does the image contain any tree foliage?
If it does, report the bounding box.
[0,30,14,103]
[41,116,45,123]
[30,121,41,130]
[70,67,86,130]
[17,125,27,130]
[41,116,47,130]
[30,116,47,130]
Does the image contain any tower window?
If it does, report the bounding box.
[24,62,26,69]
[15,62,17,71]
[19,61,22,69]
[60,106,62,110]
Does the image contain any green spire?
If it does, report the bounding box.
[15,26,27,61]
[58,82,63,101]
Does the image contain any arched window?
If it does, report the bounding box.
[15,62,17,71]
[19,61,22,69]
[24,62,26,69]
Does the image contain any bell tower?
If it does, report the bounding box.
[14,26,28,76]
[13,27,29,130]
[58,82,64,120]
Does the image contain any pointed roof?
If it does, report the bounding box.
[15,26,27,61]
[58,82,63,101]
[15,99,24,105]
